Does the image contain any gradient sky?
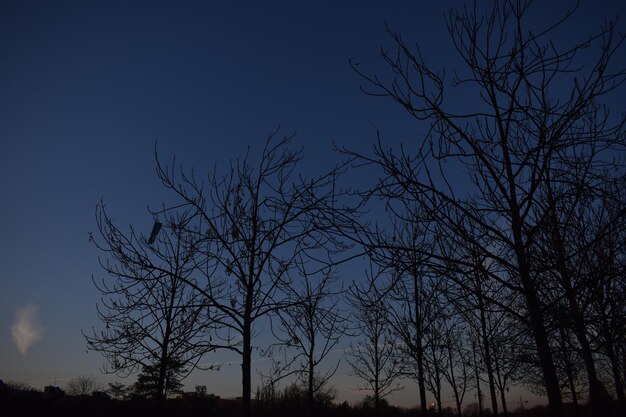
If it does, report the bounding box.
[1,0,624,408]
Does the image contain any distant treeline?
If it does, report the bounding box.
[0,381,614,417]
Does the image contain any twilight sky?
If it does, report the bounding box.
[1,0,624,408]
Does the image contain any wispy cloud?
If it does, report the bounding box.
[12,304,43,355]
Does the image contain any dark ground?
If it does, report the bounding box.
[0,384,617,417]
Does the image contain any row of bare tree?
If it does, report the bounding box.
[85,2,625,417]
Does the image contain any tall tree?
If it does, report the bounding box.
[154,131,346,417]
[423,323,447,417]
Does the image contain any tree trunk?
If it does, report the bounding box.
[156,362,166,409]
[416,343,428,415]
[477,276,499,416]
[451,369,462,417]
[505,143,563,416]
[481,332,498,416]
[606,342,626,408]
[375,337,380,417]
[548,202,608,414]
[559,327,579,408]
[493,353,509,417]
[435,366,442,417]
[242,317,252,417]
[308,347,315,417]
[511,212,564,417]
[565,294,605,409]
[598,292,626,409]
[157,327,172,414]
[476,370,484,417]
[446,342,462,417]
[414,276,428,414]
[521,278,564,417]
[374,381,380,417]
[499,388,508,417]
[565,357,579,407]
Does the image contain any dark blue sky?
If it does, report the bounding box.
[1,0,624,406]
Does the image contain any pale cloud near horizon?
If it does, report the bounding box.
[11,304,43,355]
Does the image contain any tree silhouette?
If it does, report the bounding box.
[346,1,625,415]
[85,205,216,407]
[585,185,626,408]
[262,261,348,417]
[106,382,129,400]
[360,213,438,414]
[66,375,101,397]
[347,274,402,417]
[153,131,348,417]
[131,359,185,399]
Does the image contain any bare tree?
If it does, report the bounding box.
[564,178,626,409]
[262,262,348,417]
[154,131,346,417]
[442,241,518,417]
[490,315,524,416]
[370,215,439,414]
[66,375,102,397]
[423,323,447,416]
[440,323,470,417]
[531,165,618,411]
[345,1,625,415]
[346,276,402,417]
[588,229,626,409]
[85,205,216,406]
